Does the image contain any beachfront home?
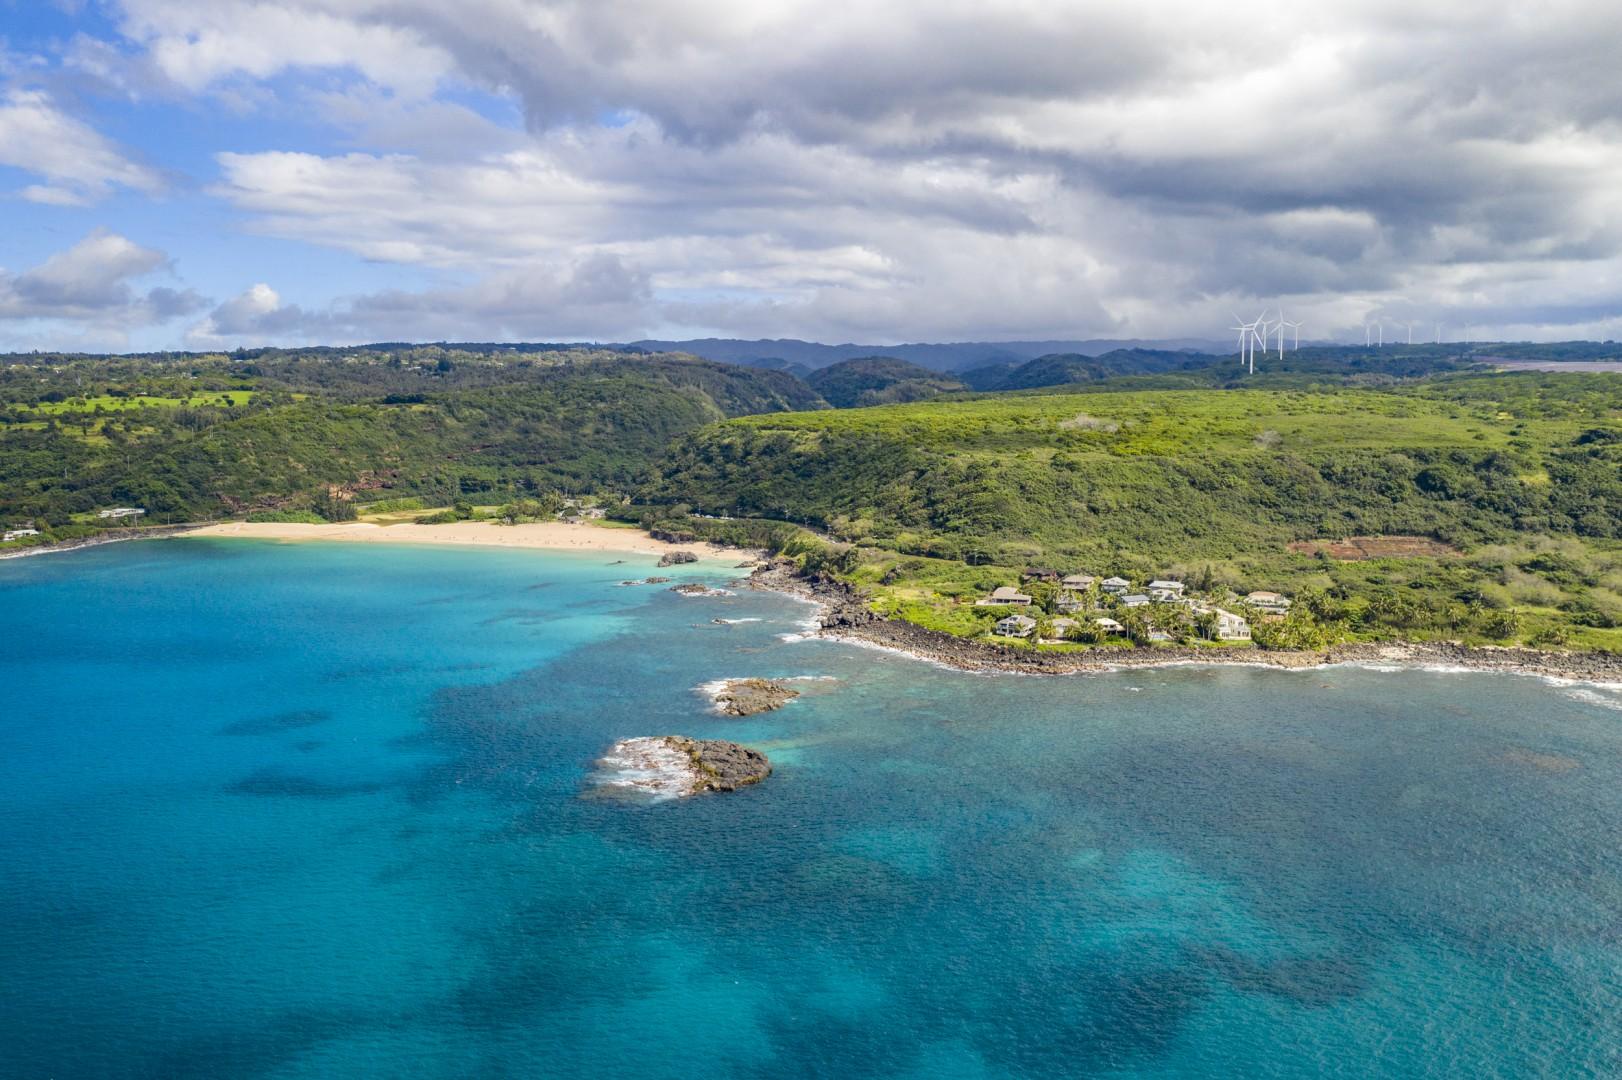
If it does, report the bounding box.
[97,507,146,520]
[1244,591,1292,615]
[1147,579,1186,601]
[994,614,1038,638]
[1212,609,1251,641]
[1120,594,1151,608]
[978,586,1033,606]
[1043,616,1079,643]
[1100,576,1130,595]
[1094,617,1125,634]
[3,528,40,542]
[1148,628,1173,643]
[1022,567,1061,583]
[1061,573,1097,590]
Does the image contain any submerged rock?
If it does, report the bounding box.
[670,582,733,597]
[590,735,771,798]
[707,677,801,717]
[658,550,699,567]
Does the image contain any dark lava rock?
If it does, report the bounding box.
[669,736,772,792]
[658,550,699,567]
[711,678,800,717]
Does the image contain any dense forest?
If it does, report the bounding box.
[0,348,823,531]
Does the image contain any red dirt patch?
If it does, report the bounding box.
[1286,535,1461,560]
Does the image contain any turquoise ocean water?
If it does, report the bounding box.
[2,538,1620,1078]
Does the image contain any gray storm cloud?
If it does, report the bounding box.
[33,1,1622,344]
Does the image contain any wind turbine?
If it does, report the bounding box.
[1281,317,1303,350]
[1230,313,1253,370]
[1249,310,1269,374]
[1434,323,1442,344]
[1404,322,1414,345]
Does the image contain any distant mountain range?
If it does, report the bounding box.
[621,337,1231,372]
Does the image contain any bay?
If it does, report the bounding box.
[2,539,1619,1078]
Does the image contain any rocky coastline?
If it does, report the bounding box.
[0,524,206,561]
[747,558,1622,684]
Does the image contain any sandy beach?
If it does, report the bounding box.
[184,520,747,561]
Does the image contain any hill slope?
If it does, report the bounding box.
[0,352,826,525]
[807,357,968,407]
[643,373,1622,646]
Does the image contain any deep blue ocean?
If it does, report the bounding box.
[2,538,1620,1078]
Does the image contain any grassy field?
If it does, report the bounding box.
[18,391,257,414]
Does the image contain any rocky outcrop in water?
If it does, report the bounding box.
[670,582,733,597]
[709,678,800,717]
[591,735,771,798]
[675,736,772,791]
[658,550,699,567]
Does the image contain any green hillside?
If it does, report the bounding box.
[0,351,825,529]
[806,356,966,407]
[645,373,1622,648]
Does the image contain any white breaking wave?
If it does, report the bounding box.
[1560,687,1622,712]
[588,737,696,800]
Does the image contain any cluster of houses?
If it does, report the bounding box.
[977,568,1291,645]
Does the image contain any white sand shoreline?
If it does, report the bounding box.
[182,520,747,562]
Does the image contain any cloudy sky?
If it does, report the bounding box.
[4,0,1622,351]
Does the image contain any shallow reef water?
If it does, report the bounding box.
[2,539,1620,1078]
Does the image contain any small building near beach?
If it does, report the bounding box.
[1055,592,1085,614]
[97,508,146,520]
[1100,576,1130,595]
[3,528,40,542]
[1213,609,1251,640]
[979,586,1033,606]
[1043,616,1079,642]
[1244,591,1291,614]
[994,614,1038,638]
[1121,594,1151,608]
[1094,617,1125,634]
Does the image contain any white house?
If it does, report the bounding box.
[994,613,1038,638]
[1147,579,1186,601]
[1120,594,1151,608]
[1213,609,1251,640]
[1100,576,1131,595]
[3,528,41,542]
[1244,591,1292,615]
[1094,617,1126,634]
[978,586,1033,606]
[97,508,146,520]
